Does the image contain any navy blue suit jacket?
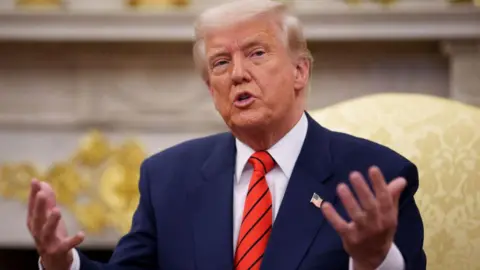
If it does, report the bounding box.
[79,113,426,270]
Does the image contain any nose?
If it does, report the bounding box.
[231,54,251,85]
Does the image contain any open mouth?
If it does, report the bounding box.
[237,93,252,102]
[234,92,255,108]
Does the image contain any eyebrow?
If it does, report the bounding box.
[207,35,269,62]
[239,36,267,50]
[207,48,230,63]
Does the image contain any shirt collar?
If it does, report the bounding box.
[235,112,309,182]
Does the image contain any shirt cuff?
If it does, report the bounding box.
[38,248,81,270]
[348,243,405,270]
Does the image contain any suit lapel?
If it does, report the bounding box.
[262,113,339,270]
[189,133,236,270]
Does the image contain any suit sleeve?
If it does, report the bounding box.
[392,162,427,270]
[78,159,159,270]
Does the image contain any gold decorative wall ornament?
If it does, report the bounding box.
[16,0,63,9]
[128,0,190,9]
[0,131,146,235]
[0,163,41,202]
[449,0,480,7]
[449,0,472,3]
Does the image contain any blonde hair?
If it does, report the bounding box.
[193,0,313,82]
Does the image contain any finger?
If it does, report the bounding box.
[321,202,349,236]
[32,191,48,236]
[368,166,394,216]
[388,177,407,208]
[337,183,366,226]
[41,207,61,244]
[369,166,388,191]
[60,232,85,252]
[27,179,42,228]
[350,171,377,214]
[39,181,57,209]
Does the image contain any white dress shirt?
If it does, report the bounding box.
[40,113,404,270]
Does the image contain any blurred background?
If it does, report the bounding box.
[0,0,479,268]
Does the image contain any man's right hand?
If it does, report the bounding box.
[27,179,85,270]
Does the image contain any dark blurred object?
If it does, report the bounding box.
[0,248,112,270]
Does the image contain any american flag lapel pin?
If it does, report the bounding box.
[310,192,323,208]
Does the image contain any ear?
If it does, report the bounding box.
[293,57,310,92]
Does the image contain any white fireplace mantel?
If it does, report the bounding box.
[0,5,479,41]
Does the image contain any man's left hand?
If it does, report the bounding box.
[321,166,407,270]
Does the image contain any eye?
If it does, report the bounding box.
[213,59,229,68]
[250,49,265,58]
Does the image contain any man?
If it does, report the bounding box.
[27,1,426,269]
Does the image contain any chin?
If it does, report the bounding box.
[228,110,271,131]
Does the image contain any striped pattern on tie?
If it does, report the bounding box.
[234,151,276,270]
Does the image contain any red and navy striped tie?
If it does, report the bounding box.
[234,151,276,270]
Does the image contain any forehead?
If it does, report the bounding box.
[204,17,282,52]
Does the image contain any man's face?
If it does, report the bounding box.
[204,16,307,132]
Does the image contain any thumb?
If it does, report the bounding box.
[388,177,407,207]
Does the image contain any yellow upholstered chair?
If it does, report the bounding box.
[309,93,480,270]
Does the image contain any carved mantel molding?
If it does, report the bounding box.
[0,5,478,41]
[0,42,227,133]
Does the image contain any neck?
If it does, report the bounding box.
[233,109,304,151]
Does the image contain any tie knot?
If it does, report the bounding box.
[248,151,276,174]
